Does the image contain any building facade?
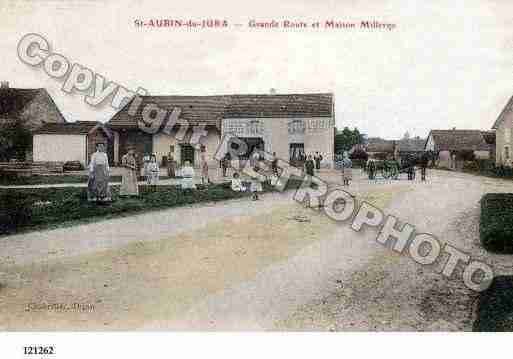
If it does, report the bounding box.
[493,95,513,167]
[107,93,335,168]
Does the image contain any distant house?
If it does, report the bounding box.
[492,95,513,167]
[0,82,65,130]
[33,121,111,166]
[396,136,426,162]
[425,129,494,169]
[366,138,396,160]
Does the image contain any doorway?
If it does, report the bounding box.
[181,144,195,165]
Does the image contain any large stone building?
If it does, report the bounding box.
[107,93,335,168]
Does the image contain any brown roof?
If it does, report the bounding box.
[34,121,105,135]
[481,130,496,146]
[224,93,333,118]
[396,137,425,152]
[366,138,395,153]
[108,93,333,129]
[0,87,65,123]
[428,130,491,151]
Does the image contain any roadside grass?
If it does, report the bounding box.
[473,276,513,331]
[0,179,303,236]
[480,193,513,253]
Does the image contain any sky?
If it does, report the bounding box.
[1,0,512,139]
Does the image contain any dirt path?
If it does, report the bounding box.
[0,170,511,330]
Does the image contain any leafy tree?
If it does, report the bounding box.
[334,127,363,154]
[0,120,32,161]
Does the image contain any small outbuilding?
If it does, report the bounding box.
[425,129,494,169]
[33,121,112,167]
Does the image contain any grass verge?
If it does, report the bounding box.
[0,179,303,236]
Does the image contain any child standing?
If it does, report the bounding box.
[147,154,160,191]
[250,167,263,200]
[231,172,245,192]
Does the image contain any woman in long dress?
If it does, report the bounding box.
[200,146,209,184]
[88,143,111,202]
[167,152,176,178]
[120,149,139,196]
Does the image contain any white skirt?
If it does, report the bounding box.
[250,181,263,192]
[181,177,196,189]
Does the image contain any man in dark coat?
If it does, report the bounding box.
[314,152,323,171]
[420,152,429,181]
[304,155,315,177]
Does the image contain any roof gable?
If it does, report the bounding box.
[493,94,513,129]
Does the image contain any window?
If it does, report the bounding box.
[289,143,305,162]
[505,127,511,143]
[505,146,510,160]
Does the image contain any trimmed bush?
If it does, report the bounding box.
[0,191,33,233]
[480,193,513,253]
[474,276,513,331]
[462,160,480,172]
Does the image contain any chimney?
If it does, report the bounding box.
[269,88,277,95]
[452,127,456,131]
[0,81,9,89]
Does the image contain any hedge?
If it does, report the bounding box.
[480,193,513,253]
[474,276,513,331]
[0,179,303,236]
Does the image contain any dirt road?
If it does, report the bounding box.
[0,170,511,330]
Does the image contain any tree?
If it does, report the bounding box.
[334,127,364,154]
[0,120,32,161]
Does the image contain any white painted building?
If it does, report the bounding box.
[107,93,335,168]
[33,122,112,166]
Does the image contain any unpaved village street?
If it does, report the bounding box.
[1,170,512,330]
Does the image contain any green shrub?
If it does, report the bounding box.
[476,159,495,173]
[480,193,513,253]
[474,276,513,331]
[462,160,480,172]
[0,178,305,235]
[493,166,513,178]
[0,191,33,233]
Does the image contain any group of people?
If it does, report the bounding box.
[303,152,324,176]
[87,143,140,202]
[87,144,329,203]
[87,143,212,203]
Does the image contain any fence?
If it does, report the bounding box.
[0,161,64,176]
